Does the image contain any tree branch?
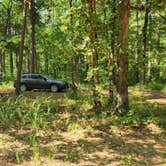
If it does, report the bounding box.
[159,14,166,21]
[130,5,145,11]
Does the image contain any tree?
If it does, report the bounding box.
[30,0,36,73]
[69,0,77,89]
[141,0,151,84]
[134,0,140,83]
[87,0,102,111]
[15,0,27,94]
[116,0,130,113]
[108,0,117,103]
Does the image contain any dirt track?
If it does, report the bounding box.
[1,87,165,105]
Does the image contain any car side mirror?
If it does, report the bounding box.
[43,78,47,81]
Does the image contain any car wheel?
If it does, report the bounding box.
[51,84,58,92]
[20,84,27,92]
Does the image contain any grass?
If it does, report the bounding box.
[130,81,166,92]
[144,81,166,91]
[0,83,166,165]
[0,81,13,88]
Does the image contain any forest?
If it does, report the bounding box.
[0,0,166,165]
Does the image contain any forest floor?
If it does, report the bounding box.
[0,86,166,166]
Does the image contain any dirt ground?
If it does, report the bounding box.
[0,87,166,166]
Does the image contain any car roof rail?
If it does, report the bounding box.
[23,72,40,75]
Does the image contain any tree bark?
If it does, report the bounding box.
[155,18,160,79]
[116,0,130,114]
[15,0,27,94]
[15,49,19,70]
[45,53,48,75]
[2,54,6,80]
[30,0,36,73]
[134,9,139,83]
[141,0,150,84]
[26,49,30,72]
[108,0,116,103]
[87,0,101,110]
[69,0,77,89]
[147,14,152,81]
[9,50,14,77]
[0,53,2,81]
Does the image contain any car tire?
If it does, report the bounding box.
[51,84,58,92]
[20,84,27,92]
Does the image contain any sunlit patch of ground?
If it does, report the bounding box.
[129,89,166,104]
[0,123,165,165]
[0,86,166,165]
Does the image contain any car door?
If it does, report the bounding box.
[37,75,49,89]
[27,74,39,89]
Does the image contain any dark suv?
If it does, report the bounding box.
[14,73,69,92]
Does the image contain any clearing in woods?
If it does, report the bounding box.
[0,87,166,166]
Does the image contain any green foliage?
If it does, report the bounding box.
[119,101,166,127]
[0,98,18,128]
[120,154,133,166]
[144,81,166,91]
[64,149,79,162]
[0,0,166,163]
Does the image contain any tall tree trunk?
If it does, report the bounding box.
[87,0,101,110]
[116,0,130,114]
[134,9,139,83]
[30,0,36,73]
[108,0,116,103]
[26,49,30,72]
[75,56,79,84]
[2,54,6,80]
[0,52,2,81]
[15,49,19,70]
[9,50,14,77]
[15,0,27,94]
[0,53,5,80]
[6,0,13,77]
[147,14,152,81]
[69,0,77,89]
[45,53,48,75]
[155,18,160,79]
[141,0,150,84]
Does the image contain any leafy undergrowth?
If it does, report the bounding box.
[0,88,166,166]
[130,81,166,92]
[0,81,13,88]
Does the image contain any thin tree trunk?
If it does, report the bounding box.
[155,18,160,79]
[15,49,19,70]
[26,49,30,72]
[75,56,79,84]
[30,0,36,73]
[2,54,6,80]
[87,0,101,110]
[45,53,48,75]
[15,0,27,94]
[0,53,2,81]
[5,0,13,77]
[116,0,130,114]
[10,50,14,77]
[134,9,139,83]
[69,0,77,89]
[108,0,116,103]
[147,14,152,81]
[141,0,150,84]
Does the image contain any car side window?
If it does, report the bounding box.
[38,75,43,79]
[31,75,38,79]
[22,75,27,79]
[31,75,43,79]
